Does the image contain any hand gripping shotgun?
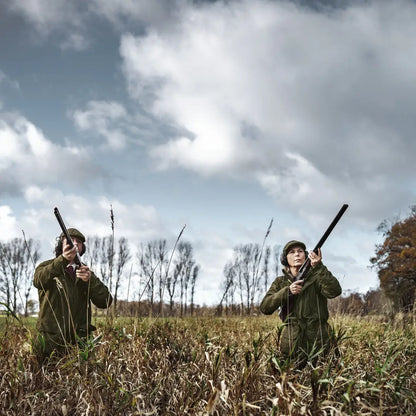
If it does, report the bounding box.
[54,207,82,269]
[279,204,349,321]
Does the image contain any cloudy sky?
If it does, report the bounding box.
[1,0,416,306]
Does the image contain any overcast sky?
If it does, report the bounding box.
[1,0,416,306]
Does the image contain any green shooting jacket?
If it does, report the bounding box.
[260,263,341,358]
[33,254,112,355]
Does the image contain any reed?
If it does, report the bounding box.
[0,314,414,415]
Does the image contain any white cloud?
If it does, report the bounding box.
[119,0,416,220]
[87,0,179,30]
[0,70,20,94]
[60,32,90,51]
[8,0,70,33]
[71,101,130,150]
[70,100,164,150]
[4,0,415,303]
[0,206,19,240]
[0,112,96,195]
[6,0,183,50]
[7,0,89,49]
[23,186,167,243]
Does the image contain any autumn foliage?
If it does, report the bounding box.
[371,206,416,312]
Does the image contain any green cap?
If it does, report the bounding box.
[283,240,306,256]
[61,228,86,243]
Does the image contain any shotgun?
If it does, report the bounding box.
[279,204,348,321]
[54,207,82,268]
[295,203,349,283]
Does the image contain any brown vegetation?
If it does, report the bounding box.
[0,313,415,415]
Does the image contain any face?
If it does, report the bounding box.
[286,246,306,267]
[65,236,83,253]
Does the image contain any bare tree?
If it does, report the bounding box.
[155,240,168,314]
[160,225,186,316]
[166,262,180,314]
[0,242,14,313]
[113,237,131,312]
[231,243,260,313]
[174,241,198,316]
[84,236,102,271]
[261,246,271,300]
[219,260,237,313]
[250,218,273,312]
[137,240,167,315]
[272,244,281,283]
[21,237,41,316]
[137,242,155,310]
[189,264,199,316]
[99,236,114,290]
[249,244,262,311]
[220,242,272,315]
[84,235,116,317]
[0,238,40,315]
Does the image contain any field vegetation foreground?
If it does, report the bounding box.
[0,314,415,415]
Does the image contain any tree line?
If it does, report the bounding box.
[0,230,281,317]
[1,206,416,317]
[0,235,201,317]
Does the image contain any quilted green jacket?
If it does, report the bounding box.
[33,254,112,355]
[260,263,341,358]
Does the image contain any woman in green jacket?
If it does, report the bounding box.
[260,240,341,364]
[33,228,113,359]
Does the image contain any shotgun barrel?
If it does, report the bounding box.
[54,207,82,268]
[296,204,349,280]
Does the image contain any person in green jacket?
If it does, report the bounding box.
[33,228,113,359]
[260,240,341,364]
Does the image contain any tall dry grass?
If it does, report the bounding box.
[0,314,415,415]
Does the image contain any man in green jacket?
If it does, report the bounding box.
[260,240,341,364]
[33,228,112,359]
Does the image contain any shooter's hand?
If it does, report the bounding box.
[76,265,91,282]
[289,280,304,295]
[309,248,322,267]
[62,238,77,262]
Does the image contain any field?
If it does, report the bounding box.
[0,314,415,415]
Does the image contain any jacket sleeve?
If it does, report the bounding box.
[314,263,342,299]
[88,272,113,309]
[259,277,291,315]
[33,255,69,290]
